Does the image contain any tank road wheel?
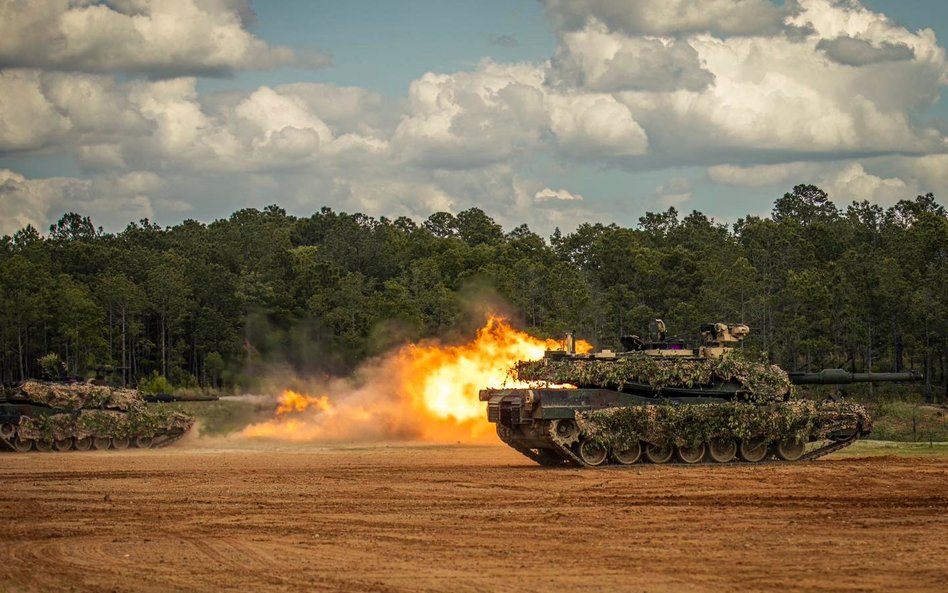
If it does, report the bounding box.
[550,419,580,446]
[35,439,53,452]
[644,442,674,464]
[676,442,706,464]
[612,441,643,465]
[133,436,153,448]
[0,423,15,439]
[739,438,769,463]
[111,437,130,450]
[92,437,111,450]
[707,438,737,463]
[12,437,34,452]
[74,437,93,451]
[577,439,608,466]
[775,439,806,462]
[53,437,75,452]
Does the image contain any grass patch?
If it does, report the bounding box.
[831,439,948,457]
[865,401,948,442]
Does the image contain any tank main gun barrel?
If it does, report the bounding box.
[143,393,220,403]
[788,369,921,385]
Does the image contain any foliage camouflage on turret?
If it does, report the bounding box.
[512,353,794,402]
[17,408,193,442]
[14,380,141,411]
[576,400,871,449]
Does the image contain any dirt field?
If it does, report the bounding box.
[1,442,947,593]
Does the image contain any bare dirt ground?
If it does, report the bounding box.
[1,442,947,593]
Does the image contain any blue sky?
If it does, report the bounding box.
[0,0,946,235]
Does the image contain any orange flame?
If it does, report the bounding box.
[242,316,591,443]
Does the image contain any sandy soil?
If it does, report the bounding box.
[1,442,946,593]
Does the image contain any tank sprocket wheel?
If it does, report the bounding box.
[92,437,111,450]
[775,439,806,461]
[707,438,737,463]
[53,437,75,452]
[133,436,153,448]
[35,439,53,452]
[549,419,580,447]
[12,437,33,452]
[676,442,706,464]
[612,441,642,465]
[111,437,130,450]
[576,439,608,466]
[74,437,93,451]
[739,438,769,463]
[644,442,674,464]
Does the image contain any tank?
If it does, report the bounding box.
[0,379,197,452]
[479,321,921,467]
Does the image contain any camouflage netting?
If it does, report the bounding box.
[576,400,871,449]
[13,380,142,411]
[17,408,193,442]
[513,353,794,402]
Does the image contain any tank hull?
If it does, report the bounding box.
[481,387,869,467]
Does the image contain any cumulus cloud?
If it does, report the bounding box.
[1,0,946,236]
[542,0,786,36]
[0,69,146,154]
[817,36,915,66]
[392,61,551,169]
[0,169,156,235]
[548,21,714,92]
[0,0,329,75]
[614,0,948,161]
[708,160,914,207]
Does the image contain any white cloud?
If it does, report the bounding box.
[0,169,155,235]
[708,160,914,207]
[606,0,948,163]
[549,92,649,157]
[392,61,550,169]
[0,0,329,75]
[819,162,909,206]
[535,187,584,202]
[1,0,946,236]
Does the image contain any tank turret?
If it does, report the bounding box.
[480,320,921,467]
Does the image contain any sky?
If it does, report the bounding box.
[1,0,947,236]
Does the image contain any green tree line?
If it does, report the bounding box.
[1,185,945,401]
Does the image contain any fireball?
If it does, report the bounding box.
[242,316,590,443]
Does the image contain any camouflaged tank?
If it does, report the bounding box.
[0,379,195,452]
[480,321,921,467]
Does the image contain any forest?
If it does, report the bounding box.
[1,184,946,402]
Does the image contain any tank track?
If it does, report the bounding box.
[0,430,188,452]
[497,418,864,467]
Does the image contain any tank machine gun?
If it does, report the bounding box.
[480,320,921,467]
